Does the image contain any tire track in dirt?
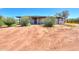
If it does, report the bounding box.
[10,27,39,51]
[0,28,20,44]
[0,27,29,50]
[0,26,79,50]
[0,28,23,50]
[48,28,78,50]
[0,27,19,39]
[21,26,53,50]
[7,27,29,50]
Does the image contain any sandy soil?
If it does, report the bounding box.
[0,25,79,51]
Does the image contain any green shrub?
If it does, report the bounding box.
[43,17,55,27]
[0,20,4,26]
[67,18,79,24]
[0,16,5,27]
[3,17,16,27]
[20,18,30,26]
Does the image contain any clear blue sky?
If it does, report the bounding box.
[0,8,79,18]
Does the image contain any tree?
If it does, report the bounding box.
[3,17,16,27]
[62,10,69,19]
[55,10,69,19]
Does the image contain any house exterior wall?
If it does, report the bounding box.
[58,18,65,24]
[56,18,65,25]
[29,16,65,25]
[29,17,46,24]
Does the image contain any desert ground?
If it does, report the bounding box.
[0,25,79,51]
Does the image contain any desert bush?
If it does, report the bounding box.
[20,17,30,26]
[43,17,55,27]
[0,16,5,26]
[0,20,4,26]
[67,18,79,24]
[3,17,16,27]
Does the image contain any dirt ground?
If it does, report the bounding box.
[0,25,79,51]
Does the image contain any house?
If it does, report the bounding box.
[16,16,65,25]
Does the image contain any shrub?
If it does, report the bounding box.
[67,18,79,24]
[0,16,5,27]
[20,18,30,26]
[0,20,4,26]
[43,17,55,27]
[3,17,16,27]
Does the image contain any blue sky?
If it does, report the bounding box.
[0,8,79,18]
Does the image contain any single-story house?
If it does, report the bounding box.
[16,16,66,25]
